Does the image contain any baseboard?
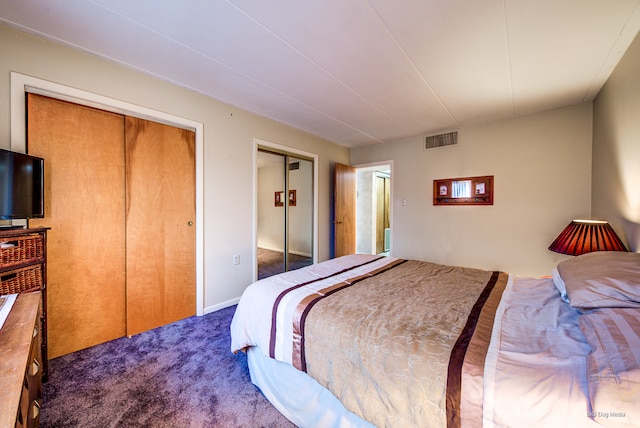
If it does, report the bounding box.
[258,246,312,258]
[289,249,312,258]
[203,297,240,315]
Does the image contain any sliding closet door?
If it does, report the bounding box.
[257,149,314,280]
[287,157,313,272]
[28,95,196,355]
[125,117,196,336]
[257,151,286,279]
[27,94,127,358]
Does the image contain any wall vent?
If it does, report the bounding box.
[425,131,458,150]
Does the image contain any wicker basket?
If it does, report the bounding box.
[0,264,43,295]
[0,234,44,269]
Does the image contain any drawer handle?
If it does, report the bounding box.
[30,358,41,376]
[1,272,17,282]
[31,400,41,420]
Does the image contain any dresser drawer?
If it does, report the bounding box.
[0,234,44,269]
[0,265,43,295]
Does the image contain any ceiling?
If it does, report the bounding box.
[2,1,640,148]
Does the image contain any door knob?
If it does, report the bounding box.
[187,221,194,226]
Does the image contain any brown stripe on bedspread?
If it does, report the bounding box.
[269,256,384,358]
[446,271,509,428]
[293,258,408,371]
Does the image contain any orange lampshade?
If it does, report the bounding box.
[548,219,628,256]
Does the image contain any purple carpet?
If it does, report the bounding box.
[40,305,296,427]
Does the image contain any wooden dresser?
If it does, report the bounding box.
[0,292,43,427]
[0,227,49,378]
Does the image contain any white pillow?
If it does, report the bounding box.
[556,252,640,309]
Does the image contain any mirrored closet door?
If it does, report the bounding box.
[257,148,314,280]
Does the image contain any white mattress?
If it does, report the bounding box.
[247,346,373,427]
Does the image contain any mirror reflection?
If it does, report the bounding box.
[257,149,314,280]
[451,180,472,198]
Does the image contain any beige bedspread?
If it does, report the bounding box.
[231,254,507,427]
[303,259,505,427]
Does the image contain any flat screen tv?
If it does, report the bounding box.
[0,148,44,220]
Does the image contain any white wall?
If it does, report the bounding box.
[592,31,640,252]
[0,24,349,312]
[351,104,593,277]
[2,21,625,300]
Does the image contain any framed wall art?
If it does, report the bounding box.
[275,191,284,207]
[433,175,494,205]
[275,190,297,206]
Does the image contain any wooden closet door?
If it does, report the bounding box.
[27,94,126,358]
[125,117,196,336]
[376,176,390,254]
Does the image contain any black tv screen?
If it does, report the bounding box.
[0,148,44,220]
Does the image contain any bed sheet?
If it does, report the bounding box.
[482,276,600,427]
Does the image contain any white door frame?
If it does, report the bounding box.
[10,72,206,316]
[353,160,394,256]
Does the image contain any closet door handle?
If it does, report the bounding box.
[1,272,17,282]
[187,221,194,226]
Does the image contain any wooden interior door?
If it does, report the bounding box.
[125,117,196,336]
[376,176,390,254]
[334,163,356,257]
[27,94,127,358]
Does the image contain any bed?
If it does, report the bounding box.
[230,252,640,427]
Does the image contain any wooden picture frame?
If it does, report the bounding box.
[275,190,297,207]
[433,175,494,205]
[275,191,284,207]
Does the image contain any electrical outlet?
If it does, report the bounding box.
[233,254,240,265]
